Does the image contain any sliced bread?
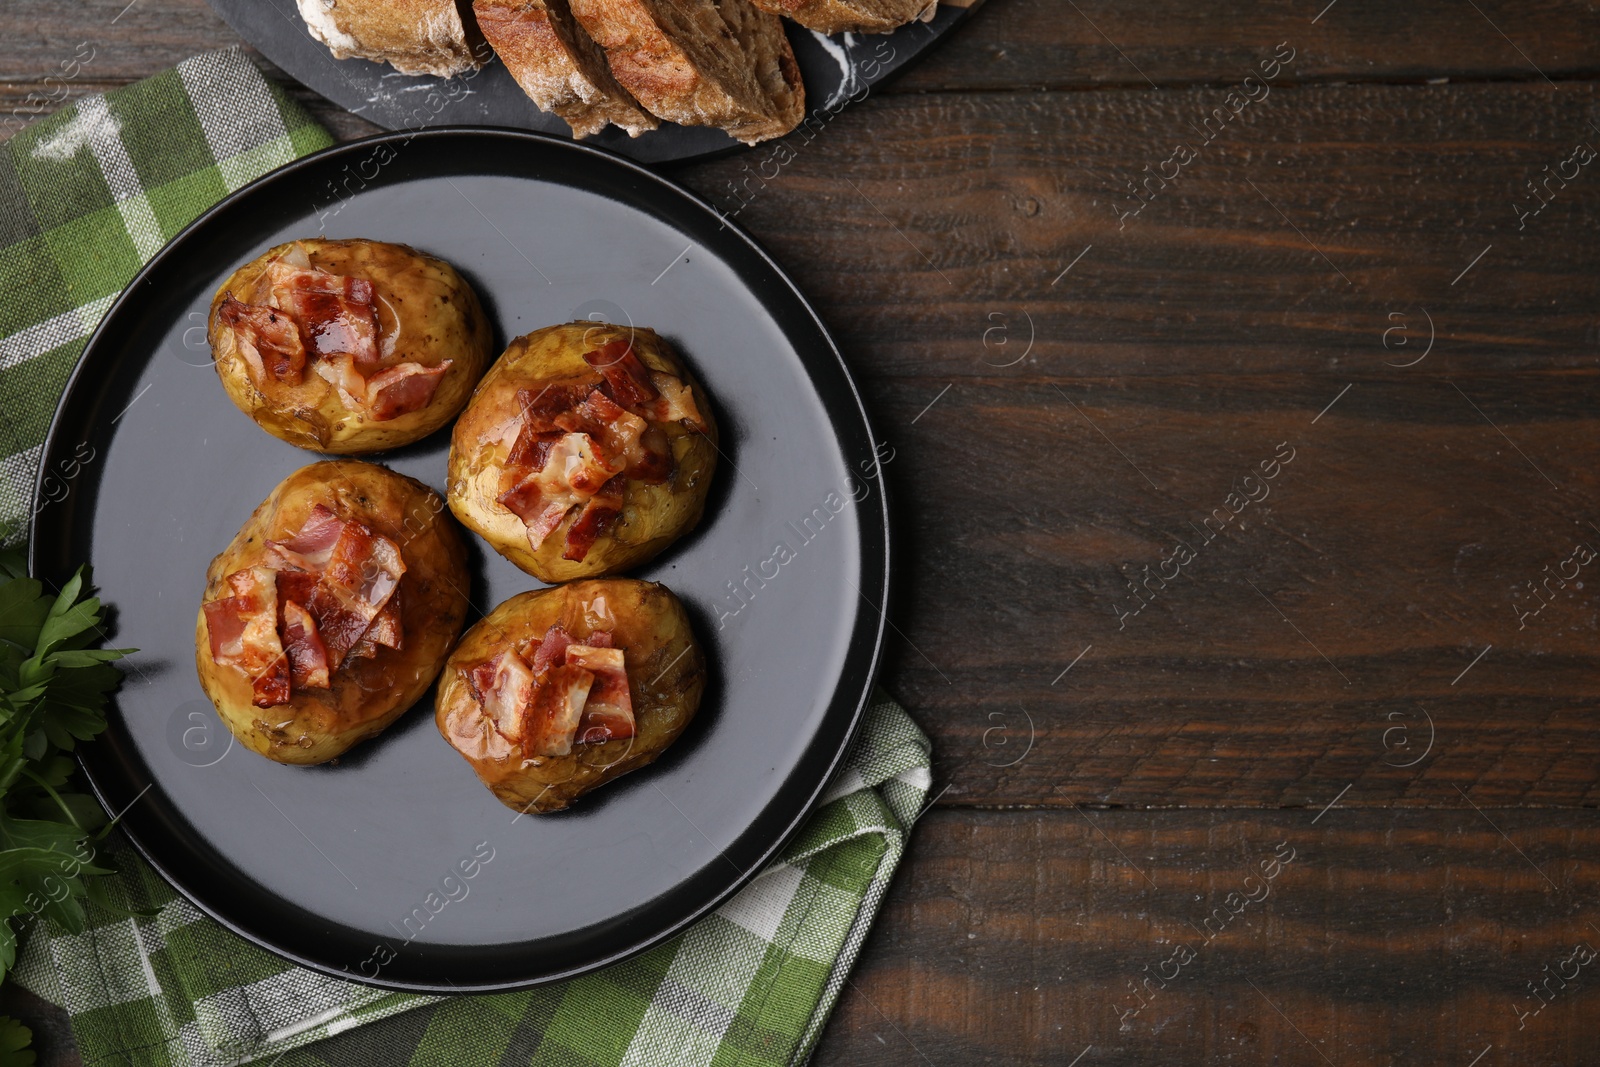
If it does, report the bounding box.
[567,0,805,145]
[750,0,932,35]
[297,0,486,77]
[474,0,659,138]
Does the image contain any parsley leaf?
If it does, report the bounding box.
[0,551,132,1018]
[0,1014,35,1066]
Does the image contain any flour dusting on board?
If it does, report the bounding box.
[810,32,862,110]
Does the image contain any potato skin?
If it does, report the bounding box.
[436,579,705,813]
[208,238,492,454]
[195,461,471,765]
[446,322,718,581]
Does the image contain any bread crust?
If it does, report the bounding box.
[475,0,658,137]
[568,0,805,145]
[750,0,931,34]
[755,0,934,33]
[297,0,485,77]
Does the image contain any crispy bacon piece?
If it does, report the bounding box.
[217,295,306,384]
[497,434,618,550]
[298,586,373,669]
[564,644,635,743]
[642,372,709,432]
[312,352,368,411]
[469,626,624,755]
[210,504,407,703]
[273,568,320,608]
[202,566,290,708]
[282,286,380,367]
[310,521,406,668]
[499,486,575,548]
[515,384,592,432]
[521,664,593,757]
[558,391,670,483]
[313,353,447,421]
[475,650,537,743]
[584,340,657,409]
[527,624,575,675]
[264,259,380,370]
[494,348,706,558]
[506,424,565,472]
[466,657,498,705]
[347,590,403,662]
[563,475,624,562]
[366,361,452,421]
[280,599,330,690]
[266,504,346,572]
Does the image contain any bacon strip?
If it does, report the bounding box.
[347,590,403,662]
[266,504,346,572]
[521,664,593,757]
[264,260,380,371]
[476,650,536,743]
[563,475,624,562]
[207,506,407,703]
[467,626,627,757]
[515,385,592,432]
[309,520,406,668]
[494,346,706,559]
[366,361,451,421]
[202,566,290,707]
[584,340,657,409]
[497,433,618,550]
[564,644,635,743]
[217,295,306,384]
[642,372,709,432]
[506,419,565,470]
[280,599,330,690]
[526,623,574,676]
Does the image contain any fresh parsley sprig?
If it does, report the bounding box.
[0,548,132,987]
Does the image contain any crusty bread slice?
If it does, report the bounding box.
[567,0,805,145]
[750,0,931,34]
[474,0,658,138]
[297,0,486,77]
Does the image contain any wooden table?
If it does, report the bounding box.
[7,1,1600,1062]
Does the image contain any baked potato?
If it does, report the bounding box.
[436,578,705,813]
[195,460,471,765]
[446,321,718,582]
[208,238,492,454]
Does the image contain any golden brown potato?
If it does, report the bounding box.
[208,238,492,454]
[436,579,706,813]
[447,321,718,582]
[195,460,470,765]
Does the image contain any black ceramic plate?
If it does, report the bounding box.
[28,128,890,991]
[209,0,979,164]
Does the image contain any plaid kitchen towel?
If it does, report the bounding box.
[14,691,930,1066]
[0,46,332,545]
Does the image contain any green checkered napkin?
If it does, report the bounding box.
[0,47,332,544]
[1,49,931,1067]
[14,691,928,1066]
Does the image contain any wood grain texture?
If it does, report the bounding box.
[814,809,1600,1066]
[895,0,1600,91]
[670,80,1600,810]
[8,0,1600,105]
